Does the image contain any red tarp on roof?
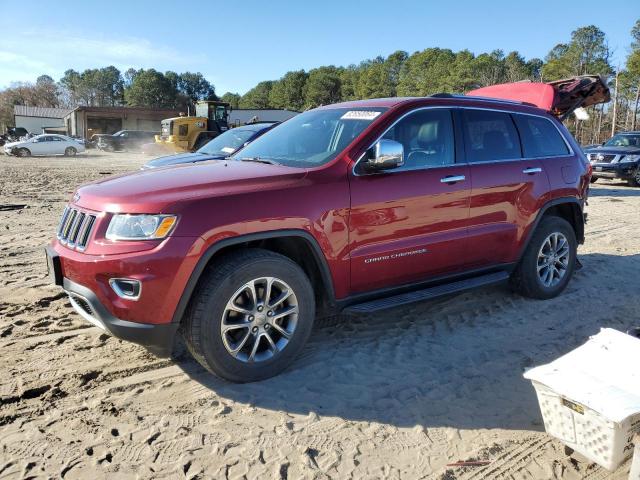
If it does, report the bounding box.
[467,76,610,119]
[467,83,556,110]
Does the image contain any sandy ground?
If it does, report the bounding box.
[0,150,639,480]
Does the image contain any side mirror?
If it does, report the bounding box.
[364,139,404,172]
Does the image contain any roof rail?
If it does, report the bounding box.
[429,92,536,107]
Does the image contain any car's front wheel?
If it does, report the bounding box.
[64,147,77,157]
[511,216,577,299]
[628,168,640,187]
[183,249,315,382]
[16,148,31,157]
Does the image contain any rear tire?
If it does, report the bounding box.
[16,148,30,157]
[64,147,77,157]
[182,249,315,382]
[511,216,577,300]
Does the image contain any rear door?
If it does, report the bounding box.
[50,136,67,154]
[348,108,470,293]
[462,108,549,268]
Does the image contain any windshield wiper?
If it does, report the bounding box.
[237,157,281,165]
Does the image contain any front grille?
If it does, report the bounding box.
[589,153,617,163]
[57,206,97,251]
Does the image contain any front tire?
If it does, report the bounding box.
[511,216,577,300]
[627,168,640,187]
[183,249,315,382]
[16,148,31,157]
[64,147,77,157]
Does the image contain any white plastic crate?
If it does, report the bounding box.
[524,328,640,471]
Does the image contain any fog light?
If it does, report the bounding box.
[109,278,142,300]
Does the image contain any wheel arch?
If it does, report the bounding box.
[171,230,336,324]
[519,197,585,261]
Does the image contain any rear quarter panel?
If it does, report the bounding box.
[518,119,588,256]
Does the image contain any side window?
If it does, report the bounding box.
[462,109,522,162]
[514,114,570,158]
[382,109,455,169]
[178,125,189,136]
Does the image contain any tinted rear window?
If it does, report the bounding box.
[462,109,522,162]
[514,115,570,158]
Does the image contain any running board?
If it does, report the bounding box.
[343,271,510,314]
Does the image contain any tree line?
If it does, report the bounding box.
[1,21,638,144]
[0,68,217,130]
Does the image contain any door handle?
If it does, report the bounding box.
[522,167,542,174]
[440,175,466,184]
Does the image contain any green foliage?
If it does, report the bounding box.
[57,67,216,110]
[239,81,274,108]
[304,67,342,108]
[339,66,360,101]
[542,26,612,80]
[397,48,463,96]
[60,66,124,106]
[269,70,308,111]
[177,72,217,102]
[220,92,241,109]
[631,19,640,50]
[124,69,176,108]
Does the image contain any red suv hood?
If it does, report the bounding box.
[74,160,308,213]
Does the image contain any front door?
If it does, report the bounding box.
[29,136,50,155]
[348,108,470,294]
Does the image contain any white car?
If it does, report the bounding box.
[4,134,85,157]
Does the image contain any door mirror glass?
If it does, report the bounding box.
[365,139,404,172]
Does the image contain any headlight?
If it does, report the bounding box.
[620,154,640,163]
[106,214,177,241]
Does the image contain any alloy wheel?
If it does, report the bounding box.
[220,277,298,363]
[536,232,570,288]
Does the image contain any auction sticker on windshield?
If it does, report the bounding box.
[341,111,382,121]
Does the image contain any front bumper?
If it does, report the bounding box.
[46,233,202,356]
[64,277,179,356]
[591,162,639,180]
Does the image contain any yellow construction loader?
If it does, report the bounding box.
[154,101,231,153]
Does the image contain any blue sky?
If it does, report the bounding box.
[0,0,636,94]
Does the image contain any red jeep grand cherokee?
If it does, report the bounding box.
[46,76,609,382]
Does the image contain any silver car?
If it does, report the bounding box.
[4,134,86,157]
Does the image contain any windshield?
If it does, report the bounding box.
[604,134,640,147]
[112,130,125,137]
[231,107,387,168]
[198,129,256,156]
